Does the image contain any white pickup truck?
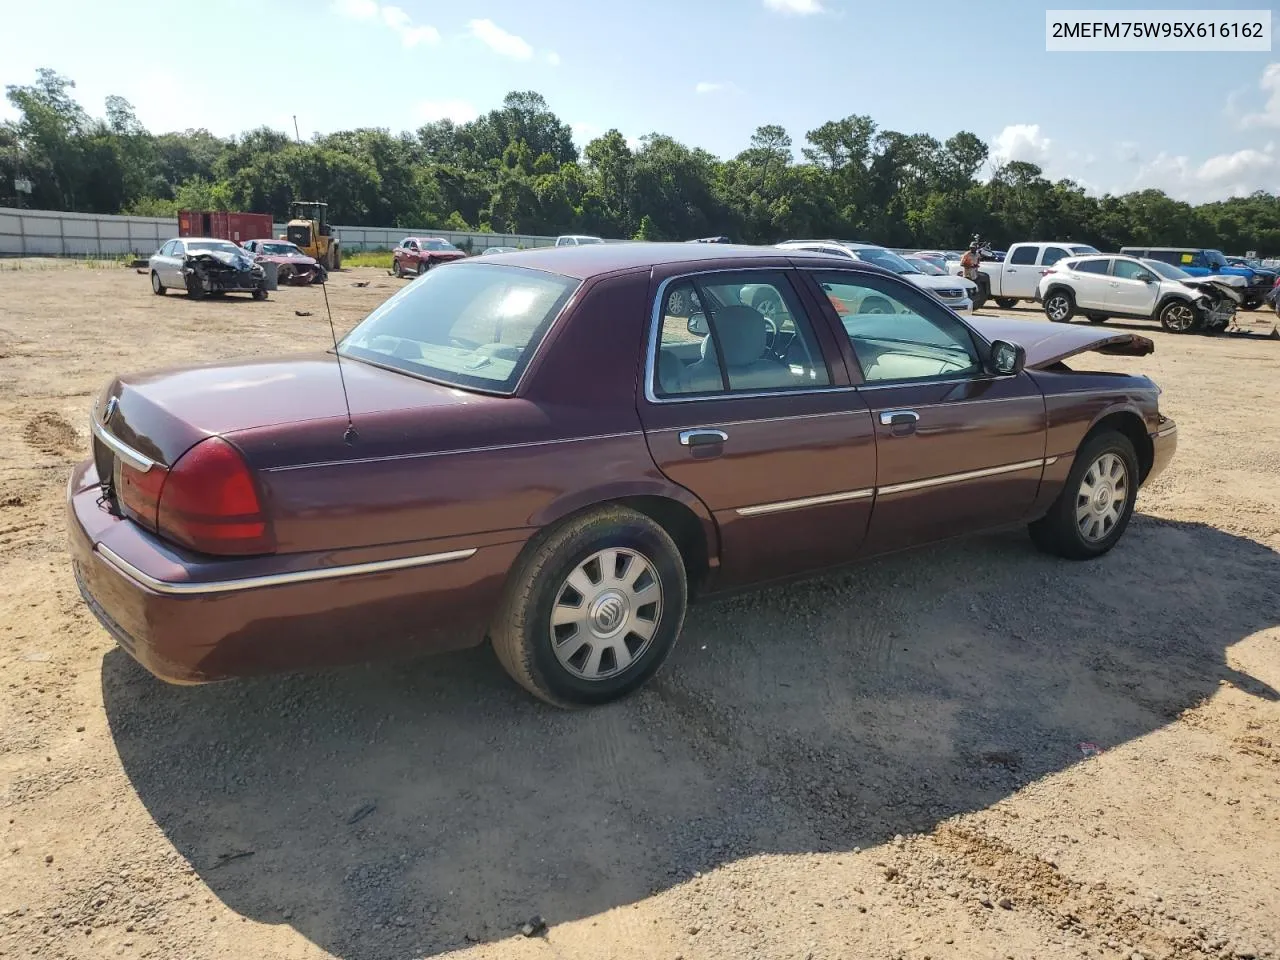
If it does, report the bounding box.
[965,241,1100,310]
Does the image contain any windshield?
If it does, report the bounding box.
[1142,259,1190,280]
[845,245,918,274]
[187,240,241,255]
[339,263,579,392]
[1069,245,1100,255]
[1204,249,1228,269]
[905,258,945,275]
[259,242,301,255]
[423,239,459,252]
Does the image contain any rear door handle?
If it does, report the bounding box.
[679,428,728,447]
[879,410,919,436]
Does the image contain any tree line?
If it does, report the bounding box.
[3,68,1278,254]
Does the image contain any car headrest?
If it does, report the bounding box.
[699,305,768,366]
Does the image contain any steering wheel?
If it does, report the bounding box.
[761,316,778,354]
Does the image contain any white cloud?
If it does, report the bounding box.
[1240,62,1280,129]
[1116,140,1141,163]
[544,50,562,67]
[763,0,824,14]
[695,81,732,94]
[332,0,438,46]
[416,99,479,124]
[468,19,534,60]
[1130,143,1277,202]
[332,0,377,19]
[990,123,1053,167]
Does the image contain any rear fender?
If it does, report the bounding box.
[527,479,721,577]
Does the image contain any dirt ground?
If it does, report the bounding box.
[0,264,1278,960]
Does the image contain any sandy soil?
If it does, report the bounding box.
[0,264,1278,960]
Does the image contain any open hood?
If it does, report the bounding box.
[966,316,1153,370]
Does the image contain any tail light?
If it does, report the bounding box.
[156,437,275,556]
[117,461,166,533]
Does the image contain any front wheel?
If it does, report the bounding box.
[1240,297,1261,311]
[1029,431,1138,560]
[1158,299,1201,334]
[995,297,1017,310]
[184,274,206,300]
[489,506,688,708]
[392,259,404,278]
[252,287,268,301]
[1043,290,1075,322]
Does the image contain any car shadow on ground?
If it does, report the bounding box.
[102,515,1280,960]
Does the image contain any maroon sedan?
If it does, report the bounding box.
[68,244,1176,707]
[392,236,467,277]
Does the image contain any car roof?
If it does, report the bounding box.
[1119,246,1208,252]
[169,237,237,244]
[472,241,891,280]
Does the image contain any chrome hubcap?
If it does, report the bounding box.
[1047,297,1069,321]
[1076,452,1128,542]
[550,548,662,680]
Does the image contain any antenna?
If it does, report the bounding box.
[292,115,301,143]
[320,279,358,444]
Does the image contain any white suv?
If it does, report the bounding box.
[776,240,976,313]
[1036,253,1245,334]
[554,235,604,247]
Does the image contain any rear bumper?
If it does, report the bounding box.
[66,460,520,684]
[1147,416,1177,484]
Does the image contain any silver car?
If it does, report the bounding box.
[776,240,977,313]
[149,237,267,300]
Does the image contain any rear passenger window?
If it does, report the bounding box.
[1009,246,1037,265]
[654,273,831,397]
[1042,247,1070,266]
[1074,258,1110,274]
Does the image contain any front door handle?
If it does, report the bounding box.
[679,428,728,447]
[879,410,919,436]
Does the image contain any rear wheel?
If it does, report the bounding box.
[1043,289,1075,322]
[490,506,688,708]
[995,297,1017,310]
[1158,299,1201,334]
[150,271,166,296]
[1029,431,1138,560]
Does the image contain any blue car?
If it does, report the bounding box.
[1119,246,1277,310]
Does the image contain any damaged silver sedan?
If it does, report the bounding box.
[149,238,268,301]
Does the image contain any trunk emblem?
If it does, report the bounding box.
[102,397,118,424]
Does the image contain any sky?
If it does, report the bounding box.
[1,0,1277,204]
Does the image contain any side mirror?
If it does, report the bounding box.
[687,313,709,336]
[990,339,1026,376]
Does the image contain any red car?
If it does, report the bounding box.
[392,236,467,277]
[241,239,326,285]
[69,244,1176,707]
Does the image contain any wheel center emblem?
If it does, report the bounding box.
[589,591,628,636]
[1094,484,1112,511]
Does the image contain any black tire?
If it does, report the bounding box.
[1086,313,1109,324]
[1043,289,1075,323]
[418,258,431,276]
[252,287,268,301]
[995,297,1017,310]
[184,274,206,300]
[393,259,404,278]
[331,246,341,271]
[150,271,166,296]
[1241,298,1260,311]
[858,296,893,315]
[1029,430,1139,561]
[1158,298,1201,334]
[750,288,781,316]
[490,506,688,708]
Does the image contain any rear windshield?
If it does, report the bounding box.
[339,263,579,392]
